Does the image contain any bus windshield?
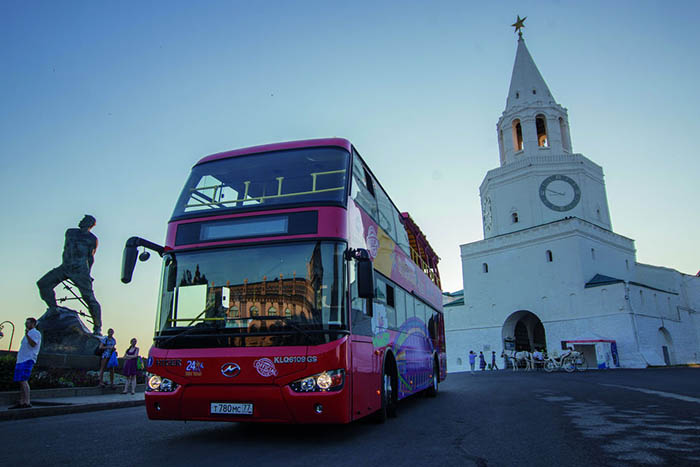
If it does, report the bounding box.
[156,241,347,348]
[172,147,349,219]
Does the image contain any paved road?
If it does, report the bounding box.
[2,368,699,466]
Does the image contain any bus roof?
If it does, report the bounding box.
[196,138,352,166]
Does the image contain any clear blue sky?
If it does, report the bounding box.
[2,1,698,351]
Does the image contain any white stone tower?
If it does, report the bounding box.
[446,19,700,372]
[481,33,613,238]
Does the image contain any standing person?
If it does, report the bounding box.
[10,318,42,409]
[98,328,116,388]
[36,215,102,334]
[532,349,544,362]
[468,350,476,372]
[533,348,545,368]
[491,351,499,370]
[121,338,139,395]
[479,351,486,371]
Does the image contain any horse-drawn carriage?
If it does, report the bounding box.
[501,349,586,372]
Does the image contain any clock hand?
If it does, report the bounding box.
[546,189,566,196]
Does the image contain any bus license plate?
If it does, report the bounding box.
[210,402,253,415]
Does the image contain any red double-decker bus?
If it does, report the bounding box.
[122,138,445,423]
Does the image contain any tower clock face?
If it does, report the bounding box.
[539,174,581,212]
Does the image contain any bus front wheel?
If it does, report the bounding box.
[374,362,397,422]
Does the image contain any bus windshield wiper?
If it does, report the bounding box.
[157,319,220,346]
[280,319,315,344]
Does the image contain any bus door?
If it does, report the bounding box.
[349,258,378,419]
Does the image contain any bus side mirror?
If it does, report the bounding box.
[121,244,138,284]
[345,247,375,299]
[121,236,165,284]
[356,254,375,300]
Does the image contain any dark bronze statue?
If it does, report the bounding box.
[37,215,102,334]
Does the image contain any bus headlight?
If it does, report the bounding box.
[148,374,161,391]
[289,369,345,393]
[316,372,333,390]
[147,374,178,392]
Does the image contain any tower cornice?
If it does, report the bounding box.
[461,217,634,258]
[499,103,568,121]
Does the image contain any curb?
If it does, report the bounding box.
[0,385,147,405]
[1,399,145,422]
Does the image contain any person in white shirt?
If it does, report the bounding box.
[11,317,42,409]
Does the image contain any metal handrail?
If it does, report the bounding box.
[0,320,15,351]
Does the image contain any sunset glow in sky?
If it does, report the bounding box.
[2,1,698,351]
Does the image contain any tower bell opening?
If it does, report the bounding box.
[536,114,548,147]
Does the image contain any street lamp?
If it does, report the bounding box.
[0,320,15,351]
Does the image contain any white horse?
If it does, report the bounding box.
[502,350,533,371]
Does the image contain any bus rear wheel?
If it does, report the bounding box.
[426,359,439,398]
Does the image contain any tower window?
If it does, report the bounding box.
[591,248,596,260]
[546,250,553,262]
[512,119,523,151]
[536,114,549,147]
[482,263,489,273]
[511,212,519,223]
[625,259,629,270]
[532,89,537,95]
[516,92,520,99]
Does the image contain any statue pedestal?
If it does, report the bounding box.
[35,352,105,370]
[36,306,102,356]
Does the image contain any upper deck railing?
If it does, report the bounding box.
[185,170,346,211]
[408,247,441,289]
[402,212,441,289]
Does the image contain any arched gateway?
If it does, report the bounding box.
[502,311,546,352]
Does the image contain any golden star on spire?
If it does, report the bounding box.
[512,15,526,38]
